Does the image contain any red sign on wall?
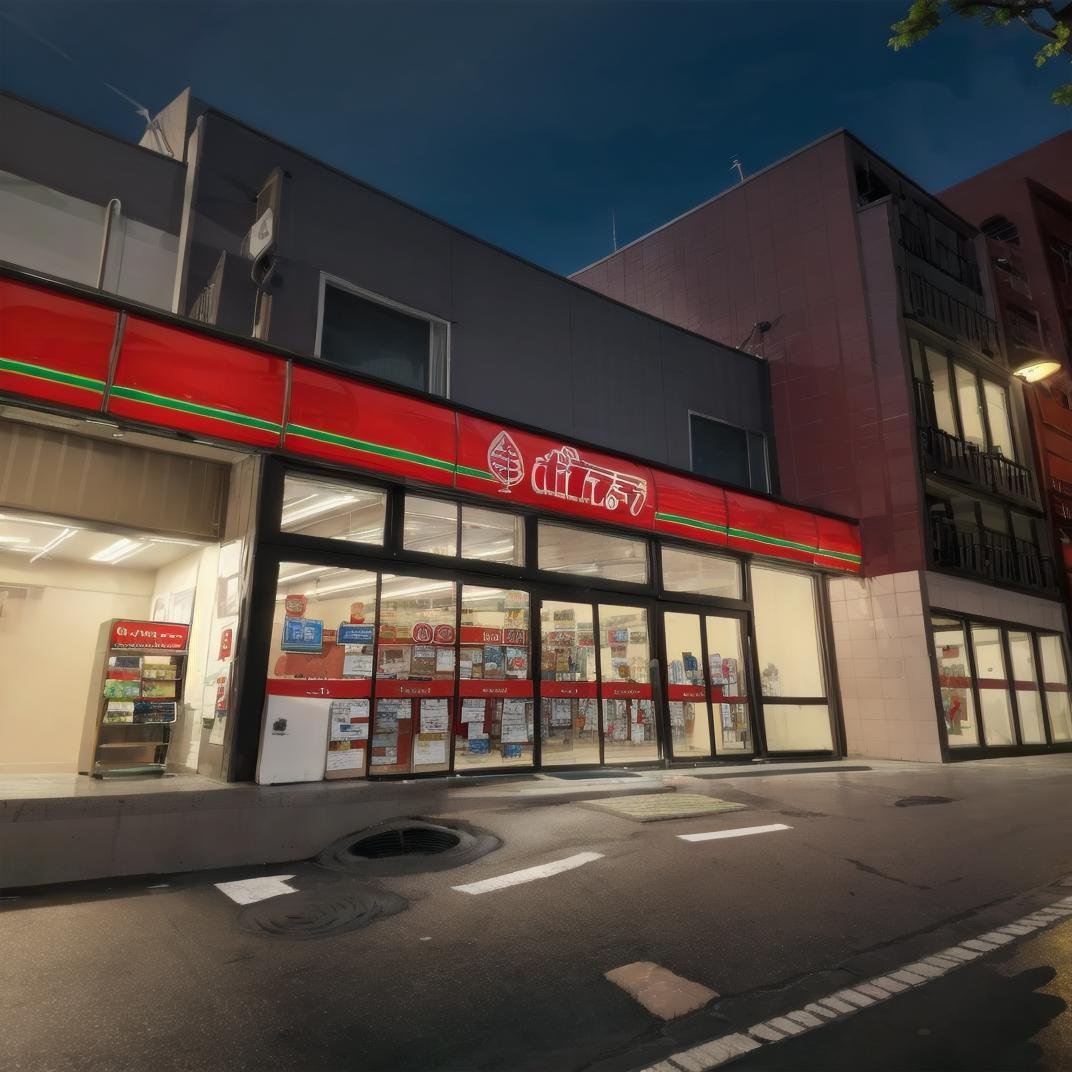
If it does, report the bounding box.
[110,620,190,651]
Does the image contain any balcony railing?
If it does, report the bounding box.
[900,215,982,293]
[903,270,1001,360]
[931,516,1054,591]
[914,383,1040,507]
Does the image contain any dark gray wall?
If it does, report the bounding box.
[0,94,186,233]
[185,111,772,475]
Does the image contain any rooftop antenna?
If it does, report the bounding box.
[0,12,174,157]
[611,209,618,252]
[731,157,745,184]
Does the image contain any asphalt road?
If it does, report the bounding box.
[3,755,1072,1072]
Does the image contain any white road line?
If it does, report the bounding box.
[452,852,604,895]
[215,874,298,905]
[678,823,791,842]
[636,894,1072,1072]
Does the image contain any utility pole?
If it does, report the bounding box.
[611,209,618,252]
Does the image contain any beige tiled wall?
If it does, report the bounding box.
[827,571,943,762]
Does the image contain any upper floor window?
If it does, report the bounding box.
[689,413,769,493]
[317,276,449,395]
[913,341,1017,462]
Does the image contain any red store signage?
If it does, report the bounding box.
[110,620,190,651]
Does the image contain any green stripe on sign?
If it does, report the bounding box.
[110,385,282,434]
[0,356,105,393]
[657,510,860,564]
[286,423,455,473]
[455,464,497,481]
[655,511,728,535]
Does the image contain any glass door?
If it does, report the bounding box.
[599,604,658,763]
[662,608,754,760]
[539,600,600,765]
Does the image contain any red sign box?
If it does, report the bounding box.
[110,620,190,651]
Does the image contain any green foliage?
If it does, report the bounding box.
[889,0,1072,104]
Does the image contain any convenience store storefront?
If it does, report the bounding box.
[0,273,862,784]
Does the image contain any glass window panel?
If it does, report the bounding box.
[539,600,599,766]
[661,546,742,599]
[269,564,380,781]
[454,587,533,771]
[460,505,524,566]
[320,284,431,392]
[955,364,986,448]
[979,502,1008,534]
[1011,514,1035,545]
[371,575,457,775]
[690,414,750,486]
[927,351,957,436]
[706,616,753,754]
[538,521,648,584]
[762,704,833,751]
[751,566,825,698]
[1038,634,1072,742]
[933,617,979,747]
[403,496,458,557]
[970,624,1015,746]
[983,380,1015,458]
[280,474,386,545]
[664,612,712,759]
[600,605,658,763]
[1008,631,1046,744]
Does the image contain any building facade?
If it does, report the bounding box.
[940,132,1072,608]
[0,91,862,787]
[574,130,1072,762]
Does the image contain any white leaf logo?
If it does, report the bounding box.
[487,431,524,492]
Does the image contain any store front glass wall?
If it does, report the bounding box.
[539,600,599,765]
[932,617,980,747]
[751,566,833,751]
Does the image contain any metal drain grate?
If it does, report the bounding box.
[240,886,406,940]
[895,795,955,807]
[349,826,460,859]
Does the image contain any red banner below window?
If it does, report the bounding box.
[376,679,455,698]
[666,685,706,702]
[600,682,653,700]
[458,680,533,698]
[266,678,372,699]
[540,681,598,699]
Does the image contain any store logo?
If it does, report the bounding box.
[532,445,648,517]
[487,431,524,492]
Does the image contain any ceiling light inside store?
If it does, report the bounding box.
[281,493,358,526]
[90,537,147,564]
[0,535,30,545]
[29,527,78,563]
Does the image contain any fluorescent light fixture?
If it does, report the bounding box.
[29,527,78,563]
[0,535,30,544]
[90,537,146,564]
[281,492,358,527]
[1012,357,1062,383]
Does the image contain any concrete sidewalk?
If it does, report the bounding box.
[0,758,905,889]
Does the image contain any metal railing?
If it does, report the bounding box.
[930,516,1054,590]
[914,378,1039,506]
[904,270,1001,359]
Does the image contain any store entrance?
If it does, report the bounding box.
[537,598,659,766]
[662,608,755,760]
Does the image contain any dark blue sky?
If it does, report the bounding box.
[2,1,1069,275]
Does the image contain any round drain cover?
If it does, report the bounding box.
[317,819,498,876]
[240,885,406,940]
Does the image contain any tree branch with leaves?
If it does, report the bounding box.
[889,0,1072,104]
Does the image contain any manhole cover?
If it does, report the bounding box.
[239,885,405,940]
[580,793,748,822]
[317,819,499,875]
[895,795,955,807]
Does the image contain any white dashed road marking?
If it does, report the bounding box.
[452,852,604,895]
[678,824,792,842]
[636,894,1072,1071]
[215,875,298,905]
